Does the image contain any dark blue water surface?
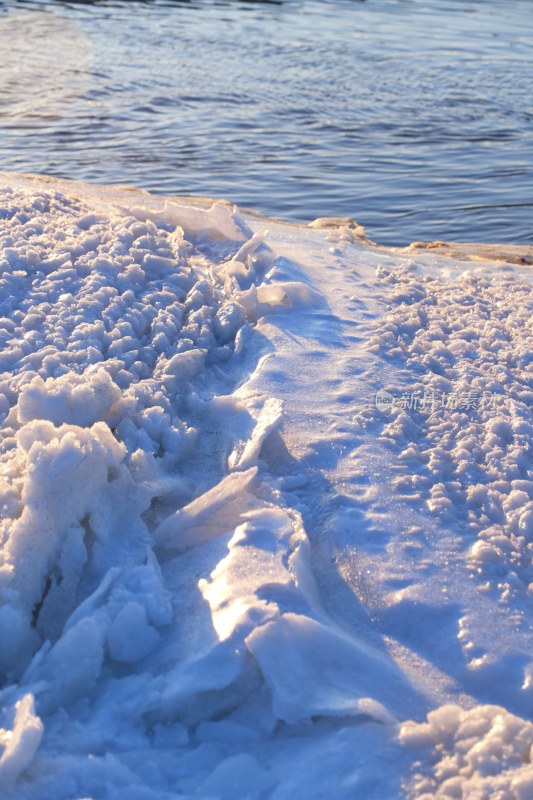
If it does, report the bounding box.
[0,0,531,244]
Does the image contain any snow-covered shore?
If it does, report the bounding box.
[0,173,532,799]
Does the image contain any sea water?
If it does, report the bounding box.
[0,0,531,245]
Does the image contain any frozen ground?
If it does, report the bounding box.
[0,173,531,799]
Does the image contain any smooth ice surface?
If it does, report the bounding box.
[0,173,531,799]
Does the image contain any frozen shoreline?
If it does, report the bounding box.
[6,170,533,262]
[0,173,532,799]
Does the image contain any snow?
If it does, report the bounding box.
[400,704,533,799]
[0,172,532,798]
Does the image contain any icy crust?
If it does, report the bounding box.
[0,181,404,798]
[0,176,532,798]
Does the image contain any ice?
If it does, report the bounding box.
[196,753,273,799]
[0,694,43,787]
[227,397,283,470]
[0,172,532,798]
[38,616,106,711]
[154,467,260,551]
[158,200,253,242]
[246,613,403,724]
[237,281,322,322]
[0,419,128,674]
[107,602,160,664]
